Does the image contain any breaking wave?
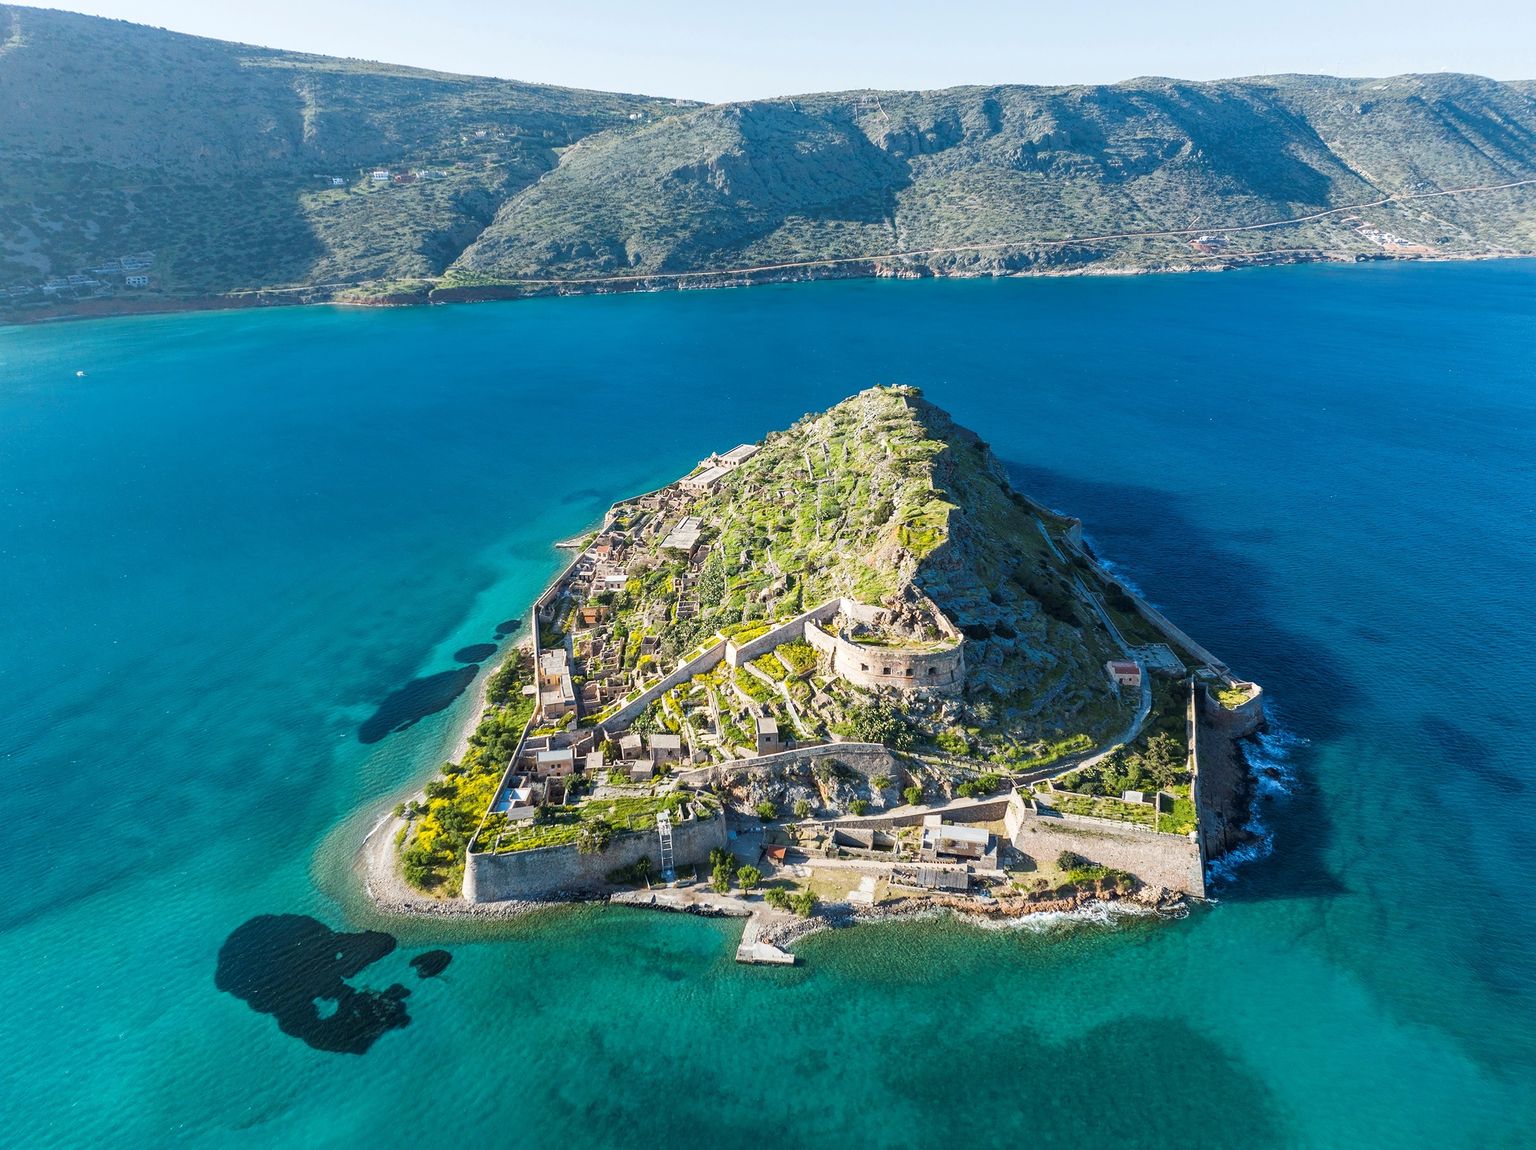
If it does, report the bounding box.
[1206,714,1306,887]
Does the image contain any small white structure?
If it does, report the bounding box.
[754,715,782,756]
[1106,660,1142,689]
[370,169,390,184]
[125,274,149,289]
[681,465,729,492]
[715,444,759,468]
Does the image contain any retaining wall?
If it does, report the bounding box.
[723,599,841,666]
[1004,792,1205,896]
[677,741,899,784]
[463,811,728,902]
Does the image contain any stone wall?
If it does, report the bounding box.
[463,811,728,903]
[1201,681,1266,738]
[677,741,900,785]
[1004,793,1205,896]
[804,618,965,695]
[723,599,841,667]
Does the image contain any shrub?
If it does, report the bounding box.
[577,819,614,855]
[793,798,813,819]
[848,799,870,816]
[789,891,818,917]
[1057,850,1088,871]
[755,800,777,821]
[737,865,762,891]
[935,730,970,756]
[902,785,924,806]
[764,887,792,910]
[871,774,892,791]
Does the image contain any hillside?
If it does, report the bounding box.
[0,5,680,299]
[3,7,1535,317]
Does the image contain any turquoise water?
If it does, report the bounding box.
[1,262,1533,1146]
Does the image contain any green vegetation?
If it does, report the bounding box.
[400,652,534,893]
[902,785,925,806]
[754,800,777,821]
[793,798,813,819]
[1211,683,1257,708]
[737,864,762,892]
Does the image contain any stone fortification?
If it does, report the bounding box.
[804,616,966,695]
[1004,792,1205,897]
[463,811,728,903]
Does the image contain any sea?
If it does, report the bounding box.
[1,260,1533,1147]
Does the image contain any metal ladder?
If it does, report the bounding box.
[656,810,675,880]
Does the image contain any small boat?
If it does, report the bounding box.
[75,370,87,378]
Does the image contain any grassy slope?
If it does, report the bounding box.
[630,387,1131,755]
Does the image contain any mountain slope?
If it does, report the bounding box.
[453,74,1536,284]
[3,6,1534,316]
[0,5,678,295]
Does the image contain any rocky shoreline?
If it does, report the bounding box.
[6,249,1521,330]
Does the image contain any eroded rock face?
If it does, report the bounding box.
[214,915,410,1054]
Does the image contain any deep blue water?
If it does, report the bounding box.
[1,261,1533,1146]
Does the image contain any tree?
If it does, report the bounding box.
[793,798,813,819]
[789,891,818,917]
[737,864,762,892]
[710,860,733,893]
[1141,733,1182,788]
[577,818,614,855]
[764,887,792,910]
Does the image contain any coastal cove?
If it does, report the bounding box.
[2,261,1534,1146]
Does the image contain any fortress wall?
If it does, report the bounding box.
[599,638,728,730]
[804,619,965,695]
[1005,792,1205,897]
[464,811,728,903]
[1202,681,1266,737]
[723,599,841,667]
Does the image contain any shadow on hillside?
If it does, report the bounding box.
[1002,460,1351,903]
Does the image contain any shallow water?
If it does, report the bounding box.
[1,261,1533,1146]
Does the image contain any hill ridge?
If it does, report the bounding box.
[3,5,1535,317]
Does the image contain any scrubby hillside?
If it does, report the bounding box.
[453,74,1536,283]
[0,5,677,295]
[3,6,1534,316]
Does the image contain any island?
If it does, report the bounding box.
[365,386,1265,958]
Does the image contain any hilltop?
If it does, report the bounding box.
[4,6,1534,318]
[392,388,1243,904]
